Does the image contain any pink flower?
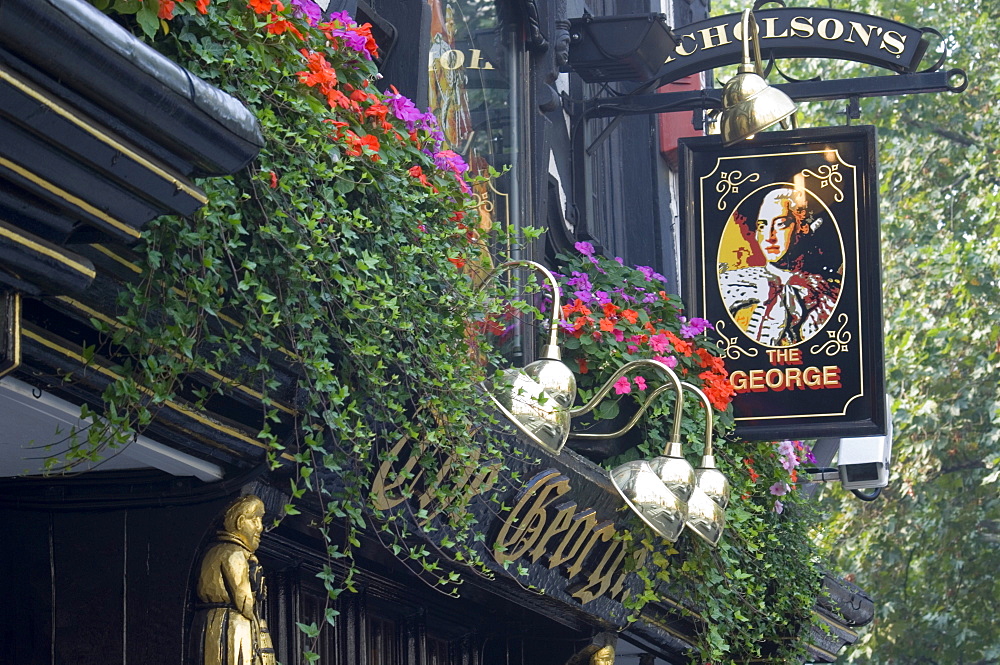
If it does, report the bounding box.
[649,333,671,353]
[770,482,789,496]
[774,499,784,514]
[612,328,625,342]
[613,376,631,394]
[653,355,678,368]
[634,376,647,391]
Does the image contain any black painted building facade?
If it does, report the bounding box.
[0,1,872,664]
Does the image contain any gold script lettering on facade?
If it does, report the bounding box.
[190,495,276,665]
[370,434,500,518]
[491,470,646,605]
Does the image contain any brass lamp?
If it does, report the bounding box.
[576,359,694,542]
[719,9,797,146]
[680,382,730,546]
[483,261,578,454]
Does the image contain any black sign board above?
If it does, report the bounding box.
[655,8,931,85]
[678,126,885,440]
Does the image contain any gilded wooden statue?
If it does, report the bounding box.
[190,495,276,665]
[590,645,615,665]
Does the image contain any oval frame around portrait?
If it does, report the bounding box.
[716,183,845,348]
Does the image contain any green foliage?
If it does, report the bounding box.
[808,2,1000,659]
[710,0,1000,661]
[61,2,834,662]
[549,249,824,663]
[71,0,526,627]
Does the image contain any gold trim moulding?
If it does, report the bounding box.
[0,156,140,240]
[53,294,298,417]
[0,219,97,280]
[20,323,295,462]
[0,65,207,205]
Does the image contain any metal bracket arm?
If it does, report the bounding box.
[578,69,967,120]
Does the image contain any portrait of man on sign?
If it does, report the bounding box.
[717,185,843,346]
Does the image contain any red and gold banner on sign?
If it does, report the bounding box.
[679,126,886,439]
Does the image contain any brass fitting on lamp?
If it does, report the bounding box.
[719,9,797,146]
[680,382,730,546]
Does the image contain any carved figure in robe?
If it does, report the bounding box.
[190,495,275,665]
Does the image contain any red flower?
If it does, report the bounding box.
[562,299,591,318]
[359,134,381,157]
[353,22,380,59]
[157,0,176,19]
[269,171,278,189]
[248,0,277,13]
[195,0,210,13]
[664,331,692,356]
[621,309,639,324]
[577,357,588,374]
[267,17,304,39]
[599,317,616,332]
[297,50,338,95]
[448,257,466,270]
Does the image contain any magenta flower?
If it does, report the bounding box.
[290,0,322,24]
[634,376,647,391]
[614,376,632,394]
[433,150,469,176]
[649,333,671,353]
[679,316,713,338]
[636,265,667,283]
[567,271,592,290]
[653,355,678,368]
[575,241,595,256]
[386,90,425,131]
[612,328,625,342]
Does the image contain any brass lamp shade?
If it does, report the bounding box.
[494,367,572,453]
[719,9,797,146]
[685,486,726,546]
[695,457,730,510]
[719,72,797,146]
[523,346,577,410]
[647,440,696,504]
[610,460,687,542]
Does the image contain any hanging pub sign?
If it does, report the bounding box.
[678,126,886,440]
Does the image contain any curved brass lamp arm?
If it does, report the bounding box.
[680,382,715,457]
[569,358,683,445]
[478,260,563,356]
[569,382,673,440]
[740,9,764,77]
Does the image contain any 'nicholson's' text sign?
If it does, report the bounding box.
[656,8,930,84]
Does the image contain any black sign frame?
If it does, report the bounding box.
[679,126,885,440]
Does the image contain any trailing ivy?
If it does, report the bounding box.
[74,0,529,648]
[62,1,830,662]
